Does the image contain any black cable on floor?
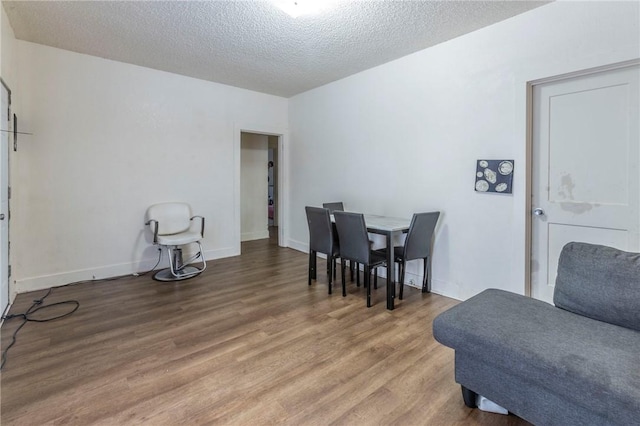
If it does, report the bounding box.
[0,249,163,370]
[1,287,79,371]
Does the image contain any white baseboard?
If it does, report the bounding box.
[13,246,239,296]
[287,239,308,253]
[241,230,270,242]
[429,278,462,301]
[385,270,460,300]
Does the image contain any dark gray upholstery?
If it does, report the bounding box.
[554,242,640,332]
[454,351,615,426]
[434,289,640,425]
[306,207,337,255]
[334,212,370,265]
[334,211,386,307]
[322,202,344,214]
[404,212,440,261]
[433,242,640,425]
[379,211,440,298]
[305,206,339,293]
[322,201,361,285]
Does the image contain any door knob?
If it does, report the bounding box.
[0,213,4,220]
[533,208,545,216]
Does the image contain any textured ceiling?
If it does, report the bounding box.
[3,1,548,97]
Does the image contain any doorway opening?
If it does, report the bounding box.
[268,136,278,236]
[239,131,284,249]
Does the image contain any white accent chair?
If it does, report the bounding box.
[145,202,206,281]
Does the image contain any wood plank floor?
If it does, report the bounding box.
[1,233,530,425]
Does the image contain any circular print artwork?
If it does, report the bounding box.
[475,180,489,192]
[498,161,514,175]
[495,183,508,192]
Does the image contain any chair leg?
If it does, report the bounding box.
[308,251,315,285]
[365,265,372,307]
[356,264,360,287]
[350,261,355,282]
[395,262,399,299]
[341,259,347,297]
[328,257,333,295]
[461,386,478,408]
[314,251,318,280]
[399,261,406,300]
[422,257,431,293]
[333,258,337,280]
[373,268,378,289]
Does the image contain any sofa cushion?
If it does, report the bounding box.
[433,289,640,424]
[554,242,640,332]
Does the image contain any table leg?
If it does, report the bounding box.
[386,231,395,310]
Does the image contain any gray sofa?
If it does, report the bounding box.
[432,242,640,425]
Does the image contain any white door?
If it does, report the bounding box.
[531,64,640,304]
[0,81,10,316]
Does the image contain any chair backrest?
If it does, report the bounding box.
[146,202,193,236]
[305,206,336,255]
[404,212,440,261]
[333,211,370,264]
[322,202,344,214]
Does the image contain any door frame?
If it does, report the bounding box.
[0,77,11,318]
[524,58,640,297]
[234,123,289,254]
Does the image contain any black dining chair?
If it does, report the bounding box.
[323,201,365,285]
[305,206,340,294]
[333,211,387,307]
[380,212,440,299]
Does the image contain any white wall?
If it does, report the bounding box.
[12,41,287,294]
[288,2,640,300]
[241,132,268,241]
[1,7,17,87]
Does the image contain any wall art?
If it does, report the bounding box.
[475,159,514,194]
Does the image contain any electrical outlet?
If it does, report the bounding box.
[409,279,415,286]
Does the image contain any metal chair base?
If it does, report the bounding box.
[152,244,206,282]
[153,266,203,282]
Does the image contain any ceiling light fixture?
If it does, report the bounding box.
[274,0,332,18]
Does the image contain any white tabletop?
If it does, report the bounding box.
[363,214,411,232]
[330,213,410,232]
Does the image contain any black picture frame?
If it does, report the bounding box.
[475,159,514,194]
